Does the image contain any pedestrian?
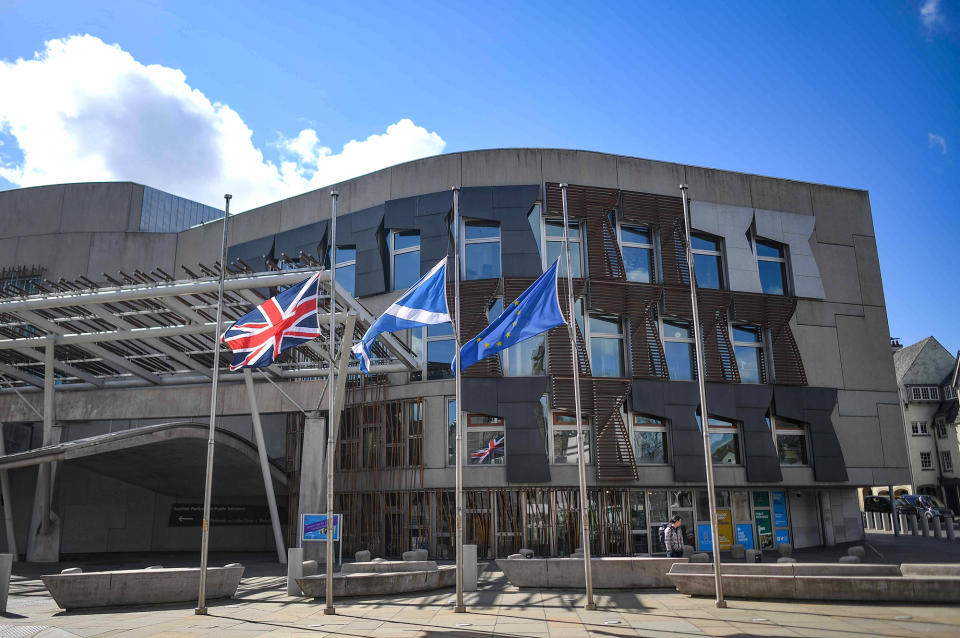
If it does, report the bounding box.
[664,514,685,558]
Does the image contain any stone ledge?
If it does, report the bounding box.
[497,557,688,589]
[297,565,455,597]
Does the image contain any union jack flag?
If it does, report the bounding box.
[470,435,505,464]
[221,273,322,371]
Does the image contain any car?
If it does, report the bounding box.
[897,494,956,522]
[863,495,915,515]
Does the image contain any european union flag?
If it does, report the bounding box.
[455,259,566,372]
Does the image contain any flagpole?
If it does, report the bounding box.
[452,187,466,614]
[325,190,339,615]
[559,184,596,611]
[679,184,726,608]
[195,193,232,615]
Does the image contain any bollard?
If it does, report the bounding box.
[883,512,892,531]
[868,512,876,529]
[933,516,943,539]
[921,514,930,537]
[909,514,918,536]
[900,514,908,533]
[946,517,956,542]
[861,511,868,529]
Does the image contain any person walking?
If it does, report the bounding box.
[664,514,685,558]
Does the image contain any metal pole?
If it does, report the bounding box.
[0,424,17,560]
[195,193,231,615]
[559,184,596,611]
[39,336,55,532]
[680,184,725,608]
[453,187,466,613]
[888,484,899,536]
[325,190,339,615]
[243,369,286,563]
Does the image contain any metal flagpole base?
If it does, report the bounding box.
[324,608,336,615]
[454,606,466,613]
[585,602,597,611]
[194,607,207,615]
[715,600,727,608]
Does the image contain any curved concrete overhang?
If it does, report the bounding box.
[0,421,287,498]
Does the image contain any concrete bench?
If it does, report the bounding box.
[667,563,960,602]
[340,560,437,574]
[497,557,687,589]
[297,565,455,598]
[42,564,244,610]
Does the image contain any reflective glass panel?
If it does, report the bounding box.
[467,430,505,464]
[546,241,581,277]
[777,433,808,465]
[428,322,453,337]
[393,250,420,290]
[465,222,499,240]
[591,337,623,378]
[336,247,357,264]
[735,345,763,384]
[691,235,719,251]
[647,491,668,521]
[622,225,651,244]
[623,246,652,283]
[545,219,579,238]
[553,429,590,463]
[393,230,420,251]
[503,335,545,376]
[465,243,501,279]
[663,319,691,339]
[758,260,786,295]
[732,325,761,343]
[590,315,620,334]
[664,341,695,380]
[693,253,721,289]
[427,339,455,380]
[756,239,783,259]
[634,431,667,464]
[336,264,355,297]
[447,400,456,465]
[709,432,740,464]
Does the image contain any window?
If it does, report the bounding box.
[384,400,423,468]
[690,233,723,289]
[771,417,808,465]
[943,452,953,472]
[466,414,505,465]
[447,399,457,465]
[945,386,956,400]
[920,451,933,470]
[552,413,591,464]
[463,221,500,280]
[697,416,741,464]
[633,415,668,464]
[936,419,948,438]
[487,298,545,376]
[662,318,696,380]
[911,421,929,436]
[543,218,582,277]
[408,400,423,466]
[412,323,455,381]
[620,224,655,283]
[731,323,766,384]
[391,230,420,290]
[587,315,625,378]
[334,246,356,297]
[755,238,789,295]
[910,386,940,401]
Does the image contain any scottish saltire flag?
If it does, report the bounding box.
[471,435,505,464]
[351,259,450,373]
[455,259,566,372]
[221,272,322,371]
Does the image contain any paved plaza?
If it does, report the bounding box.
[2,534,960,637]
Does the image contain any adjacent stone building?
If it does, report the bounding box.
[0,149,908,560]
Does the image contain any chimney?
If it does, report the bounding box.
[891,337,903,352]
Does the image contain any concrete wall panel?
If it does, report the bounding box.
[811,243,861,304]
[229,202,281,246]
[337,167,392,214]
[60,183,140,233]
[835,309,898,392]
[0,184,64,239]
[834,416,884,468]
[853,234,885,307]
[878,403,909,469]
[14,232,92,281]
[810,184,873,246]
[390,154,461,200]
[836,390,899,417]
[86,232,178,281]
[749,175,814,216]
[682,165,752,208]
[792,323,844,389]
[174,219,225,274]
[280,189,327,232]
[462,149,542,187]
[616,156,685,197]
[541,150,618,189]
[794,300,863,327]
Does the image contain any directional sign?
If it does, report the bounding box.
[302,513,342,541]
[168,503,276,527]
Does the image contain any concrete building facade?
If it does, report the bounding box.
[0,149,908,561]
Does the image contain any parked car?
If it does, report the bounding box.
[897,494,957,522]
[863,495,914,515]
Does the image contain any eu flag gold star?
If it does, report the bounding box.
[496,341,502,346]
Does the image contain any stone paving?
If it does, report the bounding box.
[1,534,959,637]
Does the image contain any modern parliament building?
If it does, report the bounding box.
[0,149,908,562]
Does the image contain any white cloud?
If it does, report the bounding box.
[0,35,446,210]
[929,132,947,154]
[920,0,944,30]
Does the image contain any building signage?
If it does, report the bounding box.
[753,491,770,508]
[302,513,341,541]
[697,523,713,550]
[772,491,788,527]
[168,503,273,527]
[716,510,733,550]
[754,509,774,549]
[775,529,790,546]
[735,523,754,549]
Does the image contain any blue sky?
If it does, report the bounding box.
[0,0,957,353]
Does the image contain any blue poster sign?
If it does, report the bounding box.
[302,513,341,541]
[697,523,712,551]
[775,528,790,546]
[735,523,754,549]
[772,491,788,527]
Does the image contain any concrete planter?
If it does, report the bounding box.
[0,554,11,613]
[297,565,455,597]
[497,557,688,589]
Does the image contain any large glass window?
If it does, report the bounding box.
[545,218,583,277]
[411,322,456,381]
[464,221,501,280]
[487,298,545,376]
[588,315,624,378]
[447,399,457,465]
[391,230,420,290]
[771,417,808,465]
[551,412,591,464]
[756,238,788,296]
[466,414,505,465]
[691,233,723,289]
[633,415,668,464]
[620,224,654,283]
[697,416,741,464]
[731,323,765,384]
[335,246,356,296]
[662,318,696,380]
